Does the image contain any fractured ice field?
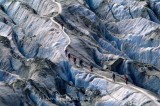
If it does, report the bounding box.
[0,0,160,106]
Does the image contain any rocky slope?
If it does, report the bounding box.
[0,0,159,106]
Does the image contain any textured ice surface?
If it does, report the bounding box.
[0,0,159,106]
